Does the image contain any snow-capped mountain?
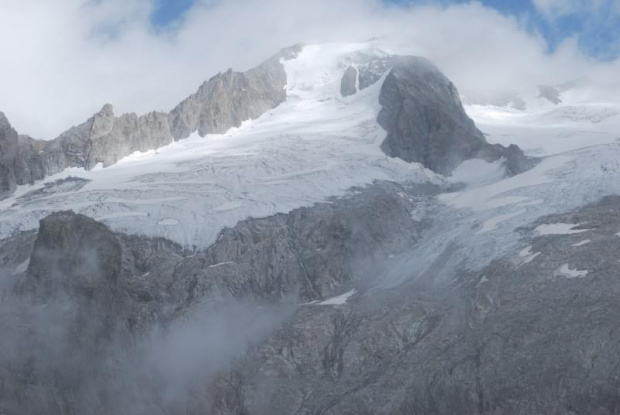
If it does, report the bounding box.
[0,43,525,248]
[2,43,620,414]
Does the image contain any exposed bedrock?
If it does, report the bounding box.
[209,195,620,414]
[377,56,534,176]
[0,112,19,198]
[0,181,429,414]
[2,184,620,414]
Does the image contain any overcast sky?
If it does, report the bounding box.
[1,0,619,139]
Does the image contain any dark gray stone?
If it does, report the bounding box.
[378,56,534,176]
[340,66,358,97]
[0,181,428,414]
[206,195,620,414]
[0,113,19,198]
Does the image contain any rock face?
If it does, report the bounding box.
[171,183,426,307]
[340,66,358,97]
[26,211,122,299]
[0,113,19,198]
[0,181,429,414]
[378,56,532,176]
[4,188,620,414]
[60,105,173,170]
[205,195,620,415]
[169,44,302,139]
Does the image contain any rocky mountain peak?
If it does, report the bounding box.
[97,103,115,117]
[0,111,11,128]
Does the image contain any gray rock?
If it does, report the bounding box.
[340,66,358,97]
[12,134,48,185]
[206,195,620,414]
[169,182,427,308]
[25,211,122,298]
[46,105,173,171]
[0,181,429,414]
[169,44,303,139]
[0,112,19,198]
[378,56,534,176]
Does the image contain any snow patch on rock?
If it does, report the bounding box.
[319,289,357,306]
[536,223,590,236]
[554,263,589,279]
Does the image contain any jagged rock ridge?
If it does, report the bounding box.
[0,45,304,195]
[0,113,19,199]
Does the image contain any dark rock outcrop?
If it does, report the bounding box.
[340,66,358,97]
[0,113,19,198]
[26,211,122,299]
[378,56,533,176]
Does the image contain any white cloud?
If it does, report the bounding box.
[0,0,619,138]
[533,0,619,19]
[532,0,577,18]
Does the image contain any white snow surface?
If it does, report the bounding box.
[0,43,437,248]
[319,289,357,306]
[12,258,30,276]
[572,239,591,247]
[554,264,589,279]
[535,223,590,236]
[518,246,540,265]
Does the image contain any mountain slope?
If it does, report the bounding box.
[2,42,620,414]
